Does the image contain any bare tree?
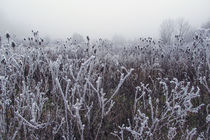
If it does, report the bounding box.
[112,34,126,46]
[202,19,210,29]
[176,18,194,43]
[160,19,175,45]
[72,33,85,44]
[160,18,194,45]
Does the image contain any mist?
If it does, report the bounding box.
[0,0,210,39]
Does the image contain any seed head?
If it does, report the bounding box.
[11,41,16,48]
[6,33,10,39]
[86,36,90,41]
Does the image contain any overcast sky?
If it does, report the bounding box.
[0,0,210,39]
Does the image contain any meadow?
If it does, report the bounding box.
[0,30,209,139]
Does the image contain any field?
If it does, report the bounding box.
[0,31,210,140]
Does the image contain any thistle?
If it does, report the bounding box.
[11,41,16,48]
[86,36,90,42]
[6,32,10,43]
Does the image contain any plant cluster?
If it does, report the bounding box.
[0,30,209,139]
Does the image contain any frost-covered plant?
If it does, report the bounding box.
[112,78,204,140]
[0,30,209,139]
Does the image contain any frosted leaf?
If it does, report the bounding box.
[5,99,11,105]
[197,137,204,140]
[156,98,159,103]
[206,114,210,123]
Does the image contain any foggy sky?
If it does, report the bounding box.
[0,0,210,39]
